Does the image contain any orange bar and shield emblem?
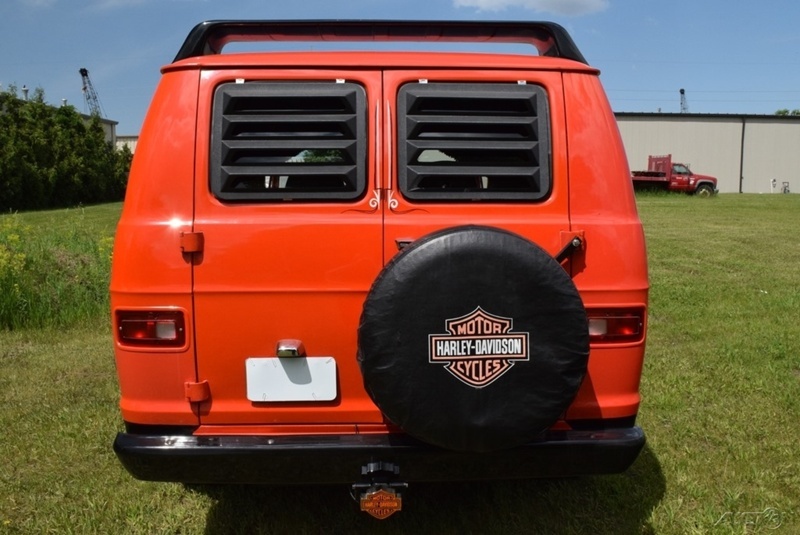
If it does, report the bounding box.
[429,307,530,388]
[360,488,402,520]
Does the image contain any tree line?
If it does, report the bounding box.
[0,85,131,212]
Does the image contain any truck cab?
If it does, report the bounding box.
[670,162,717,196]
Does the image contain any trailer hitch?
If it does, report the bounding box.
[350,461,407,520]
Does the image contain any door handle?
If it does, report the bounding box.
[276,339,306,358]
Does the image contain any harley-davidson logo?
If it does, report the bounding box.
[429,307,530,388]
[360,488,402,520]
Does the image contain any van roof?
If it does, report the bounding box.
[173,20,588,64]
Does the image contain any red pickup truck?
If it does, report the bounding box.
[632,155,717,196]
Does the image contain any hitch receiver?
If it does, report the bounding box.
[351,461,407,520]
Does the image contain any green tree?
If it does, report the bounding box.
[0,85,27,210]
[51,104,88,206]
[0,85,131,211]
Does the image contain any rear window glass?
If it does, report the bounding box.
[397,82,551,202]
[210,82,366,202]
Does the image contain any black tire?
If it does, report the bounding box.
[357,226,589,452]
[694,184,714,197]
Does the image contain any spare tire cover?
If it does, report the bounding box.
[358,226,589,452]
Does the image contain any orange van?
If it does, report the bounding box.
[111,20,648,518]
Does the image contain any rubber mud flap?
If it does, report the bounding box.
[358,226,589,452]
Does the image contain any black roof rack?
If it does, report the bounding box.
[173,20,587,64]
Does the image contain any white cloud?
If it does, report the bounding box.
[454,0,609,16]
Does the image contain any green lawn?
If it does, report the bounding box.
[0,195,798,533]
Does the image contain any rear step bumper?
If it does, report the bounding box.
[114,427,645,484]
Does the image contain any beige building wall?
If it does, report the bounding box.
[116,135,138,153]
[740,120,800,194]
[616,113,800,194]
[617,115,743,193]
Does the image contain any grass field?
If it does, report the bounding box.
[0,204,119,329]
[1,194,798,534]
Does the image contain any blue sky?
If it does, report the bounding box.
[3,0,800,134]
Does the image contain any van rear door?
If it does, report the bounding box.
[191,70,384,426]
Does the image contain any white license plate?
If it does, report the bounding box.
[245,357,337,402]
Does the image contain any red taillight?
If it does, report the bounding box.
[116,311,186,347]
[587,308,645,343]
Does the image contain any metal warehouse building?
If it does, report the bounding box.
[617,113,800,194]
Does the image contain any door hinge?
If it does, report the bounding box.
[185,380,210,403]
[180,231,204,254]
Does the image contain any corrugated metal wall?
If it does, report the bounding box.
[741,119,800,193]
[616,113,800,194]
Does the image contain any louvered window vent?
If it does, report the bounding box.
[210,82,366,201]
[398,83,551,201]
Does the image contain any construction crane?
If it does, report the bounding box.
[79,67,105,118]
[679,88,689,114]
